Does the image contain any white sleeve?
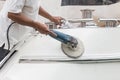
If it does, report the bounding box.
[8,0,25,13]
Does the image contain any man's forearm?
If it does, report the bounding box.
[39,7,54,21]
[8,12,35,27]
[8,12,43,29]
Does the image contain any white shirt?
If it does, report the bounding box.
[0,0,40,49]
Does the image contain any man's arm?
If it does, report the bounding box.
[39,7,54,21]
[39,7,62,25]
[8,12,50,34]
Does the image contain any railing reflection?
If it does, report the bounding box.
[45,18,120,29]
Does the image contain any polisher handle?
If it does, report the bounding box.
[48,30,57,37]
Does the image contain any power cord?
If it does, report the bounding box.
[7,22,16,50]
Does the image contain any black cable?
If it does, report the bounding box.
[6,22,16,50]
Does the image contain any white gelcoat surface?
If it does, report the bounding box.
[17,28,120,59]
[1,28,120,80]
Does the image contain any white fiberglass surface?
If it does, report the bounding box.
[16,28,120,60]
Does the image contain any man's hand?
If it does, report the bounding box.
[33,21,51,35]
[34,21,57,37]
[39,7,63,26]
[50,16,63,25]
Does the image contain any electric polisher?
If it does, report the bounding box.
[49,30,84,58]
